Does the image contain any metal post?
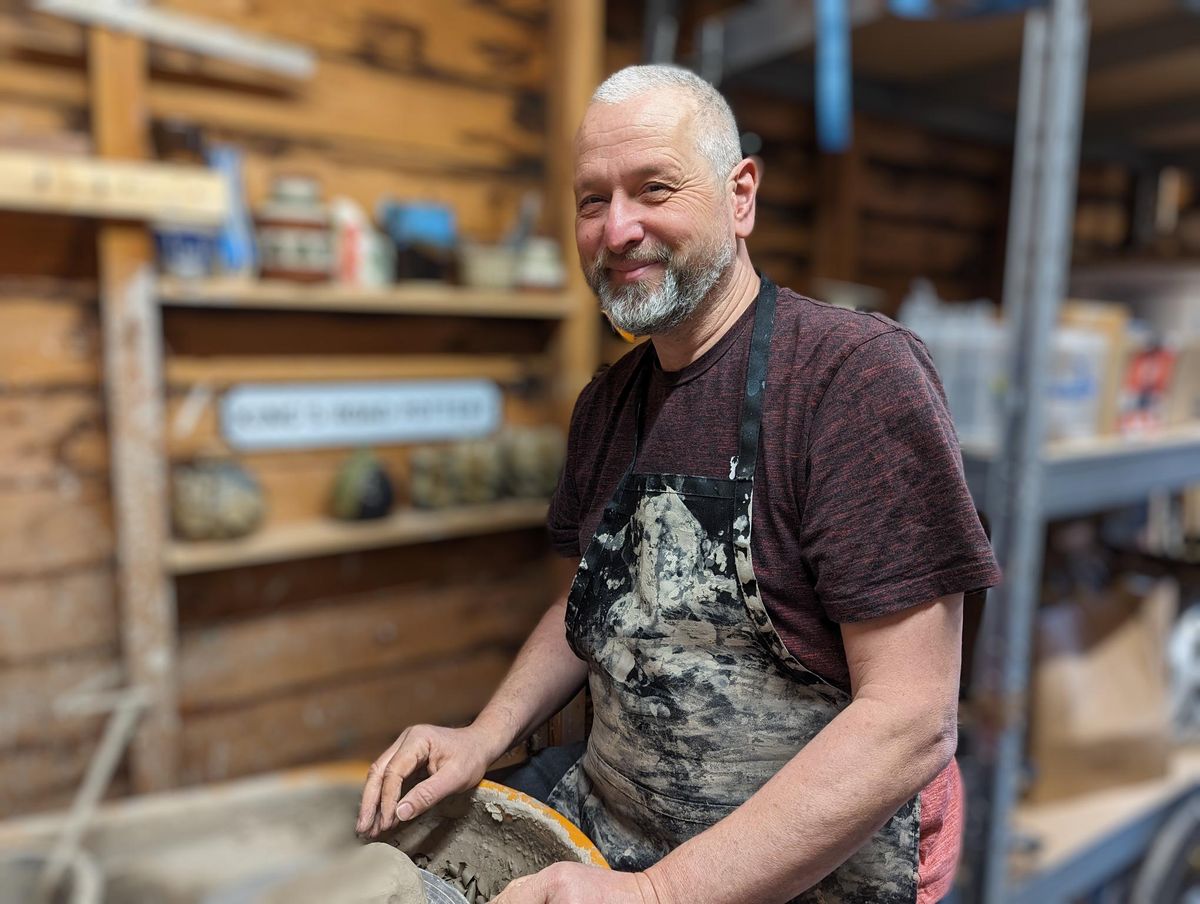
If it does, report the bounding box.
[968,1,1091,902]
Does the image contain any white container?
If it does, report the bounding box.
[1046,327,1108,441]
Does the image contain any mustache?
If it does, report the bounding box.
[591,244,672,273]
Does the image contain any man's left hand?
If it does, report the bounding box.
[492,863,662,904]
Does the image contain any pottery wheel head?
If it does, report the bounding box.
[419,868,471,904]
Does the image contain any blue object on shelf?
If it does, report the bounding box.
[377,201,457,251]
[206,143,257,277]
[154,224,217,279]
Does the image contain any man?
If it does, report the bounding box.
[357,65,1000,904]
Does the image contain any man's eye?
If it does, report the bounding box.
[578,195,605,210]
[643,183,672,195]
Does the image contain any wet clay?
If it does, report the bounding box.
[262,843,427,904]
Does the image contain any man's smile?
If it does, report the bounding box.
[607,261,662,284]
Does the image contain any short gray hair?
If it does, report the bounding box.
[591,65,742,180]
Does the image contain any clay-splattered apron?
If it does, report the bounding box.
[547,277,922,903]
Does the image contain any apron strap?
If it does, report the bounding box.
[733,276,777,484]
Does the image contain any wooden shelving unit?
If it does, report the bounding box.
[158,276,575,320]
[166,498,550,575]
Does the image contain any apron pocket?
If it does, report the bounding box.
[585,746,737,828]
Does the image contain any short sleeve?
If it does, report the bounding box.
[546,373,602,557]
[799,329,1001,623]
[547,458,581,557]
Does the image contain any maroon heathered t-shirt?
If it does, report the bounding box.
[549,287,1000,687]
[547,286,1001,899]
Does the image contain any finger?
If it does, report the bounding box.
[379,730,428,830]
[493,874,545,904]
[356,734,406,833]
[395,763,469,823]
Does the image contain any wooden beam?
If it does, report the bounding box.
[0,150,227,224]
[547,0,602,425]
[89,25,179,793]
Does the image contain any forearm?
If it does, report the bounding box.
[471,594,588,760]
[645,697,956,904]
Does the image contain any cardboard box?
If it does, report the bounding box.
[1167,338,1200,426]
[1027,576,1177,802]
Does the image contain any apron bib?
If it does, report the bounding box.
[547,277,921,903]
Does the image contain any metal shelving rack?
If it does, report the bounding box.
[964,2,1200,901]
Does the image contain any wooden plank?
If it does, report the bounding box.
[174,529,553,624]
[861,163,999,229]
[0,213,96,279]
[729,90,814,144]
[857,116,1008,179]
[0,568,117,664]
[165,498,550,574]
[0,149,226,224]
[157,0,547,90]
[0,93,88,151]
[812,133,863,283]
[0,739,97,819]
[0,649,117,747]
[162,307,557,358]
[0,297,100,388]
[0,392,107,487]
[179,570,552,710]
[755,145,816,208]
[0,480,113,578]
[858,217,990,275]
[158,278,573,319]
[151,56,543,173]
[748,216,815,258]
[90,24,178,793]
[1076,161,1132,199]
[164,353,551,387]
[180,648,515,784]
[0,49,542,174]
[547,0,602,423]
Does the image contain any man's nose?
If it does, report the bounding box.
[603,195,644,253]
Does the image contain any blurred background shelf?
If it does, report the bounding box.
[961,424,1200,520]
[1009,747,1200,904]
[165,497,551,575]
[158,277,575,320]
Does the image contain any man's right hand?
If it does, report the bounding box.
[356,722,498,837]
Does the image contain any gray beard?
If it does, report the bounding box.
[590,240,734,337]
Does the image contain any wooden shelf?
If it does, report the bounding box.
[165,354,550,387]
[165,498,550,575]
[158,277,575,320]
[1010,746,1200,902]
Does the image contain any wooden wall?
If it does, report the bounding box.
[0,0,560,817]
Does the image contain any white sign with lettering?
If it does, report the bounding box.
[220,380,502,451]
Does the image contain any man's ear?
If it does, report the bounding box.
[730,156,759,240]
